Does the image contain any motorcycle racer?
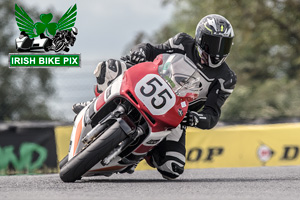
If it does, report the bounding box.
[72,14,236,179]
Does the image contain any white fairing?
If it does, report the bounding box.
[104,74,123,102]
[133,130,171,156]
[68,106,92,160]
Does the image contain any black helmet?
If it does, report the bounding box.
[195,14,234,68]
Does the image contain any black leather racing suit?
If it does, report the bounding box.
[130,32,237,130]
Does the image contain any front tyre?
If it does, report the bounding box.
[59,154,68,170]
[59,122,127,182]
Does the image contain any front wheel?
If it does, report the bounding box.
[59,154,68,170]
[59,121,128,182]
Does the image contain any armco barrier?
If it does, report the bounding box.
[54,123,300,171]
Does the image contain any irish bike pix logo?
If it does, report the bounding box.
[9,4,80,68]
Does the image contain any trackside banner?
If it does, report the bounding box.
[138,123,300,170]
[183,123,300,169]
[54,123,300,170]
[0,124,58,174]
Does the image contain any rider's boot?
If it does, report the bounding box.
[72,84,104,115]
[72,98,94,114]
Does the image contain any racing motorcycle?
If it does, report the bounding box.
[59,53,202,182]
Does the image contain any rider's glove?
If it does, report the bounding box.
[130,48,146,64]
[181,110,199,127]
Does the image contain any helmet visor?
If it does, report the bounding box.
[199,34,233,57]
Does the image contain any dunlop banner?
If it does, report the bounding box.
[138,123,300,170]
[184,123,300,168]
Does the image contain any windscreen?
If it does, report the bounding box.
[158,54,202,97]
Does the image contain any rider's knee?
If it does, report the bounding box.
[93,59,116,92]
[93,59,127,92]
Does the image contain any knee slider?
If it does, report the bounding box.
[106,59,118,73]
[157,160,184,180]
[94,59,122,90]
[171,162,184,174]
[94,61,106,84]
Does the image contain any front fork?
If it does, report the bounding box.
[82,102,147,166]
[82,103,128,144]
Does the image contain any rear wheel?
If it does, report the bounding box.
[59,121,128,182]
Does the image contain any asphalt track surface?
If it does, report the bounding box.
[1,166,300,200]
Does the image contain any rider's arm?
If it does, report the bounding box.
[130,33,192,61]
[188,70,237,129]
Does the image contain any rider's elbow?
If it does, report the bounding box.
[194,113,219,130]
[196,120,217,130]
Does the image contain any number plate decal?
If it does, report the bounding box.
[135,74,176,115]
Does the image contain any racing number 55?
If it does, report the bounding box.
[135,74,176,115]
[140,77,173,109]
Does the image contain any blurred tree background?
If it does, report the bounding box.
[1,0,300,123]
[0,0,54,121]
[132,0,300,122]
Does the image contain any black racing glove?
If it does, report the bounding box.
[181,110,203,127]
[130,49,146,64]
